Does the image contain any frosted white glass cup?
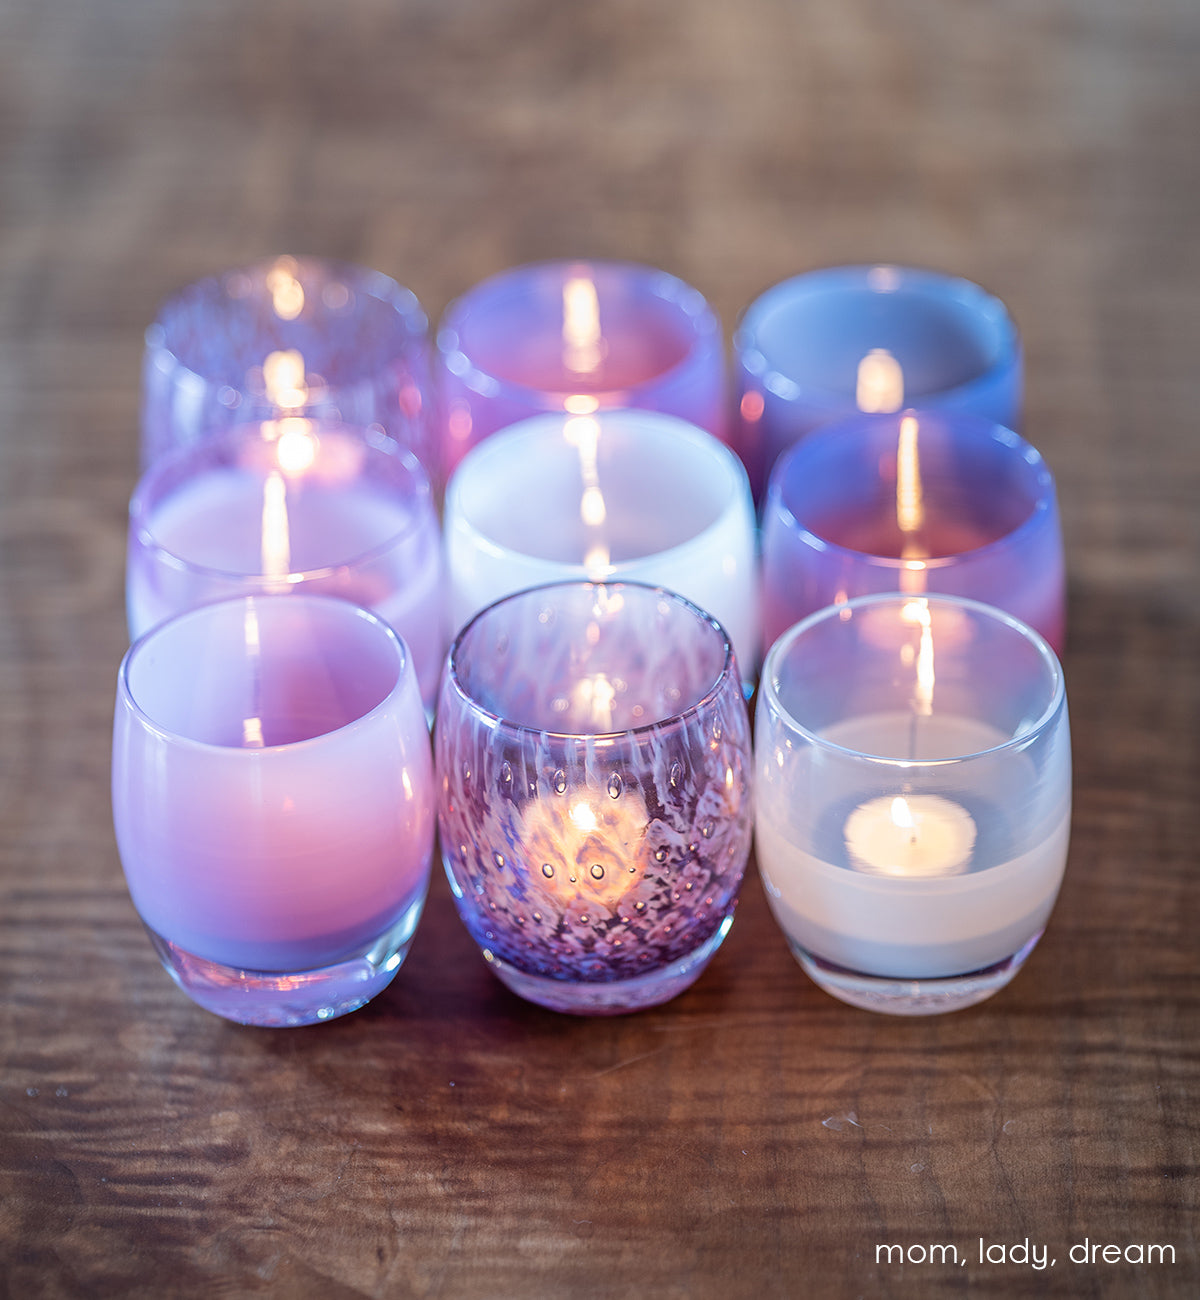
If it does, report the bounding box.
[755,593,1071,1015]
[443,410,760,687]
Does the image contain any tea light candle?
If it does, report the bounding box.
[126,420,445,709]
[443,410,760,679]
[733,264,1021,497]
[436,260,727,478]
[761,410,1065,654]
[756,594,1071,1015]
[112,594,436,1026]
[141,255,433,474]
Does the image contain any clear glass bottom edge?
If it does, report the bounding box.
[144,893,426,1027]
[483,914,735,1016]
[790,929,1045,1016]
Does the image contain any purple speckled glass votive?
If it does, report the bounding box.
[435,581,754,1015]
[436,260,727,479]
[141,256,434,476]
[733,265,1021,498]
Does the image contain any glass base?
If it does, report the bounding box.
[790,930,1044,1016]
[484,916,734,1016]
[145,895,426,1027]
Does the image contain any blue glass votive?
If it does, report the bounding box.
[733,265,1022,498]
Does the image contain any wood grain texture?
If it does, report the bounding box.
[1,0,1197,1295]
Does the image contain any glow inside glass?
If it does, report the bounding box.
[734,264,1021,497]
[436,581,754,1015]
[437,260,727,477]
[756,592,1070,1015]
[761,410,1064,655]
[112,594,435,1026]
[444,410,759,679]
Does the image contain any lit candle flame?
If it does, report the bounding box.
[265,258,305,321]
[262,349,308,410]
[890,795,916,840]
[563,273,602,375]
[856,348,904,413]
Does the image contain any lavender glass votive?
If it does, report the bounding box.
[436,260,726,478]
[113,594,435,1026]
[761,411,1065,654]
[734,264,1021,497]
[127,419,445,709]
[436,582,754,1015]
[141,255,433,474]
[443,410,759,681]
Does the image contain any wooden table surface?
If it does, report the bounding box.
[1,2,1196,1296]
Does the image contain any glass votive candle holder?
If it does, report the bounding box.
[443,410,760,683]
[141,255,433,475]
[761,410,1065,654]
[436,259,727,478]
[127,419,445,710]
[436,581,754,1015]
[112,594,436,1026]
[734,264,1021,497]
[756,593,1071,1016]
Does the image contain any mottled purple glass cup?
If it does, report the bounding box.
[436,581,754,1015]
[141,255,434,476]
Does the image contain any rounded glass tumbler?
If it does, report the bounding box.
[141,255,434,475]
[761,410,1065,654]
[443,410,759,680]
[436,582,754,1015]
[756,593,1071,1016]
[127,420,445,710]
[734,264,1021,497]
[112,594,436,1026]
[436,260,726,478]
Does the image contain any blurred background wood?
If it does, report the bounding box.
[0,1,1196,1295]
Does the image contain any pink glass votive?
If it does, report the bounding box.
[436,260,727,478]
[141,255,434,475]
[126,419,445,709]
[112,594,436,1026]
[734,265,1021,497]
[760,411,1065,654]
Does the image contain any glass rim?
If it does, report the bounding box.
[760,591,1065,766]
[129,420,435,586]
[145,254,428,390]
[764,410,1058,570]
[444,578,738,741]
[118,592,411,755]
[436,258,722,404]
[734,262,1020,409]
[445,410,751,578]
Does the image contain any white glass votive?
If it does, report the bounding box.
[755,593,1071,1015]
[443,410,760,683]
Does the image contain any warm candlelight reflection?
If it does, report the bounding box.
[562,272,602,375]
[565,414,611,576]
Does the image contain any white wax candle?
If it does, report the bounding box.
[757,712,1070,978]
[844,794,977,877]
